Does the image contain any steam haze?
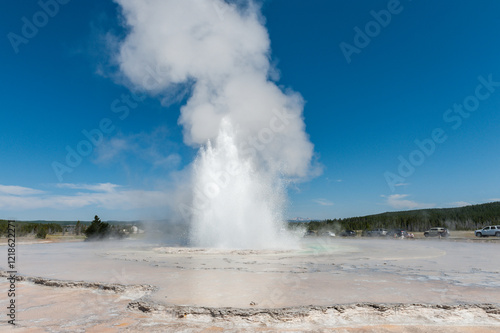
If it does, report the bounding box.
[114,0,317,248]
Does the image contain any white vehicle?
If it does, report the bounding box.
[475,225,500,237]
[424,227,450,238]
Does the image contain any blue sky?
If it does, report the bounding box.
[1,0,499,221]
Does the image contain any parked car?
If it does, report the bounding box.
[340,230,357,237]
[363,228,388,237]
[475,225,500,237]
[320,231,336,237]
[424,227,450,238]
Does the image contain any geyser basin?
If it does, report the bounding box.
[9,238,500,308]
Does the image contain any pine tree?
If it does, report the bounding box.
[84,215,110,240]
[75,220,81,235]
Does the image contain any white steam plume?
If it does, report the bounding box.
[114,0,317,248]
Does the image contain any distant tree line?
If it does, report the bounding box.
[292,201,500,232]
[0,216,130,240]
[0,220,63,239]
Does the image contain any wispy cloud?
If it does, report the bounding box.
[93,137,130,164]
[0,183,171,211]
[488,198,500,202]
[0,185,46,196]
[394,183,409,187]
[94,128,181,169]
[313,198,334,206]
[55,183,121,192]
[382,194,434,210]
[326,178,343,183]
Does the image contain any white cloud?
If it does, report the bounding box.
[313,198,334,206]
[93,137,130,164]
[0,185,46,196]
[55,183,121,192]
[0,183,171,211]
[488,198,500,202]
[382,194,434,210]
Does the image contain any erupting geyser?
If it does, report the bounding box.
[115,0,317,248]
[190,119,289,249]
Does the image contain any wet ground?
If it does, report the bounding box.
[1,237,500,331]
